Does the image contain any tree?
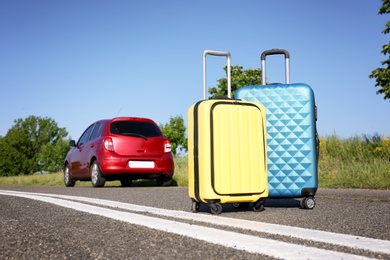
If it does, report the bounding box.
[37,138,70,173]
[208,65,262,99]
[159,115,187,156]
[0,116,70,176]
[369,0,390,100]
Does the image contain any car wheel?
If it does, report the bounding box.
[90,161,106,187]
[156,176,172,186]
[64,165,75,187]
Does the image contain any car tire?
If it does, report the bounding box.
[90,161,106,187]
[156,176,172,186]
[64,165,75,187]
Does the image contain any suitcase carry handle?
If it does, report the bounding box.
[203,50,231,100]
[261,49,290,84]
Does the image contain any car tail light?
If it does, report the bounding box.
[104,137,114,151]
[164,140,172,153]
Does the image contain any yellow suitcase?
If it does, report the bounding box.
[188,50,268,214]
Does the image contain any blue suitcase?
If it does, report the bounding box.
[235,49,319,209]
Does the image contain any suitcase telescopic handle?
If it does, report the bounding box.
[261,49,290,84]
[203,50,231,100]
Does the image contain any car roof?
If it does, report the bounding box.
[93,117,156,125]
[111,117,155,122]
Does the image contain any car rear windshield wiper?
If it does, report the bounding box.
[122,133,148,140]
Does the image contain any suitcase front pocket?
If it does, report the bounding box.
[210,102,267,195]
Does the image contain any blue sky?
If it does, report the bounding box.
[1,1,389,140]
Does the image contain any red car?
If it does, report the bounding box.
[63,117,174,187]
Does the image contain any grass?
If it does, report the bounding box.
[0,157,189,187]
[318,133,390,189]
[0,134,389,189]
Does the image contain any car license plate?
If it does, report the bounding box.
[129,161,155,168]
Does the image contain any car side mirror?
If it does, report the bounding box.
[69,140,76,147]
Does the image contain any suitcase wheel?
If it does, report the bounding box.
[300,197,316,209]
[209,203,223,215]
[252,199,265,212]
[191,201,200,213]
[232,203,250,210]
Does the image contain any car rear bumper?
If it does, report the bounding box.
[99,153,174,177]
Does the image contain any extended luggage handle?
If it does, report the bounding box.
[261,49,290,84]
[262,49,320,164]
[203,50,231,100]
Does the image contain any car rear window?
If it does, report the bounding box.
[110,120,162,138]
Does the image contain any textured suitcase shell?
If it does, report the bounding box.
[235,83,318,198]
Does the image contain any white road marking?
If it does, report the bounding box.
[0,190,384,259]
[5,189,388,256]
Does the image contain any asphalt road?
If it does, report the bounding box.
[1,186,389,259]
